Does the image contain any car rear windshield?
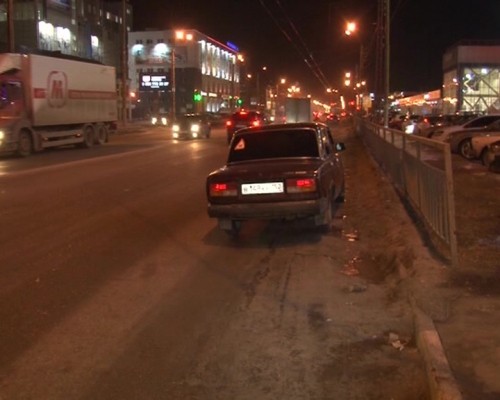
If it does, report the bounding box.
[228,129,319,163]
[232,112,258,122]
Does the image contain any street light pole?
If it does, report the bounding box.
[7,0,14,52]
[384,0,390,127]
[121,0,128,126]
[171,46,176,121]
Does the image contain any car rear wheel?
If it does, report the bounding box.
[458,138,474,160]
[481,148,493,166]
[317,195,333,233]
[219,219,241,238]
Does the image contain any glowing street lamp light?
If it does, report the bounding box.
[345,21,357,36]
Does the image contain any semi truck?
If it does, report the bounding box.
[0,52,117,157]
[285,97,312,123]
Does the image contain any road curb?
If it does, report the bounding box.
[398,264,463,400]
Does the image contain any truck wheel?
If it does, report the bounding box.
[95,125,108,145]
[80,126,94,148]
[16,131,33,157]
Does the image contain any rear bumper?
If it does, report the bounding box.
[207,198,326,220]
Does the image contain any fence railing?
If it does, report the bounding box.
[355,118,458,267]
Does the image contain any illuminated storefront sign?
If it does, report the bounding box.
[140,74,169,90]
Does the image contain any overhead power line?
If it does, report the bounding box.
[258,0,332,91]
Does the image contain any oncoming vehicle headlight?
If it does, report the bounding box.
[190,124,200,133]
[172,124,180,132]
[151,117,158,125]
[161,117,168,125]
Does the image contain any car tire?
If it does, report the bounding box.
[335,182,346,203]
[223,220,241,238]
[481,148,493,166]
[458,138,474,160]
[317,194,333,233]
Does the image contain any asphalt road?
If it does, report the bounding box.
[0,126,430,399]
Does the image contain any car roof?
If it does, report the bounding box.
[234,122,326,135]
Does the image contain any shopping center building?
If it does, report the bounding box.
[396,41,500,115]
[442,40,500,114]
[128,29,241,118]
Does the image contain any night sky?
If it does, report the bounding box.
[129,0,500,98]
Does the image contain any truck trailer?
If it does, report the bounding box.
[285,97,313,123]
[0,53,117,157]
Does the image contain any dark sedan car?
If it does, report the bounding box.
[171,113,211,139]
[206,122,345,236]
[226,110,269,144]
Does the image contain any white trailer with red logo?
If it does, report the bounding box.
[0,52,117,157]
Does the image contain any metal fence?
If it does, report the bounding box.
[355,118,458,267]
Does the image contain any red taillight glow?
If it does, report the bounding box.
[226,120,232,127]
[209,182,238,197]
[252,120,260,127]
[286,178,317,193]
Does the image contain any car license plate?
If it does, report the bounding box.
[241,182,284,195]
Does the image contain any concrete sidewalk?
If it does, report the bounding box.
[353,121,500,400]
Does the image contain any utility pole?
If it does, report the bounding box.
[384,0,390,128]
[121,0,128,126]
[7,0,14,52]
[171,46,176,121]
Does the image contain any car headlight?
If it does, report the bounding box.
[161,117,168,125]
[172,124,180,132]
[405,124,415,134]
[0,130,4,140]
[151,117,158,125]
[191,124,200,133]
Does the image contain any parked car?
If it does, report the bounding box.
[171,114,211,139]
[447,119,500,159]
[206,122,346,236]
[402,115,432,135]
[226,110,269,144]
[388,114,406,130]
[470,134,500,164]
[430,114,500,142]
[482,140,500,172]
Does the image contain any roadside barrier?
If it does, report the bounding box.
[354,118,458,267]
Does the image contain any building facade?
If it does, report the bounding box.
[0,0,131,77]
[442,41,500,114]
[128,29,241,118]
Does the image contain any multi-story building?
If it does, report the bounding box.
[0,0,131,79]
[128,29,241,118]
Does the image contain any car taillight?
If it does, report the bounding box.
[226,120,232,127]
[209,182,238,197]
[286,178,317,193]
[252,120,260,127]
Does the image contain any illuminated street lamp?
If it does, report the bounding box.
[345,21,357,36]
